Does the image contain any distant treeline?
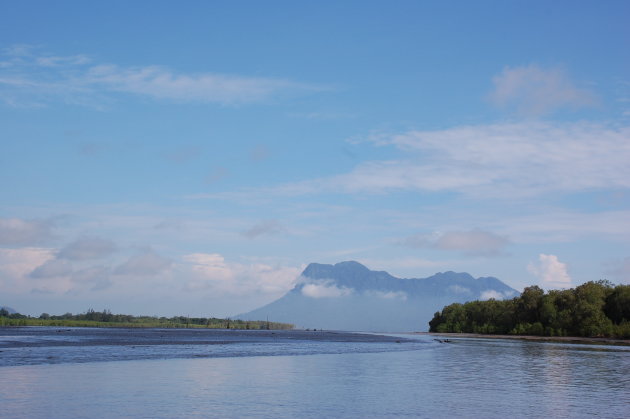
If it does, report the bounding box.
[0,308,293,330]
[429,281,630,338]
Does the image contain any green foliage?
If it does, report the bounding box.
[604,285,630,325]
[0,309,293,330]
[517,286,544,324]
[429,281,630,339]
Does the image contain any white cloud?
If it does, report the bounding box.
[301,281,354,298]
[336,160,490,193]
[184,253,234,282]
[0,217,55,246]
[2,245,116,294]
[379,122,630,197]
[449,285,473,295]
[182,253,300,296]
[0,247,54,283]
[3,44,36,57]
[57,236,117,260]
[71,266,112,291]
[489,64,598,115]
[0,46,320,107]
[209,121,629,201]
[36,55,91,67]
[527,254,572,289]
[402,230,509,256]
[1,245,299,302]
[480,289,507,300]
[242,220,284,239]
[85,64,308,105]
[114,249,172,276]
[0,235,118,294]
[364,290,408,301]
[29,259,73,278]
[0,247,74,294]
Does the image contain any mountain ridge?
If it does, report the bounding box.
[239,261,519,332]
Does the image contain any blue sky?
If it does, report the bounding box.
[1,1,629,317]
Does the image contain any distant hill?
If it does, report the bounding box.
[238,261,519,332]
[0,306,17,314]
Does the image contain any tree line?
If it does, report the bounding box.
[429,280,630,338]
[0,308,293,330]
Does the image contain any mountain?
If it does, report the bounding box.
[238,261,519,332]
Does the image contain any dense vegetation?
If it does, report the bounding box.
[0,308,293,330]
[429,281,630,338]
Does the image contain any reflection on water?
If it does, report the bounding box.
[0,331,628,419]
[429,338,630,419]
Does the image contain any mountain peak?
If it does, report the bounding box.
[334,260,368,270]
[299,261,396,291]
[302,260,370,279]
[433,271,476,281]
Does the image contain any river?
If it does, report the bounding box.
[1,327,628,418]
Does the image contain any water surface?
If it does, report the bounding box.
[1,328,628,418]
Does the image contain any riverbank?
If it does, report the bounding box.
[0,316,293,330]
[422,332,630,346]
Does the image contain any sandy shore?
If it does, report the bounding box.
[420,332,630,346]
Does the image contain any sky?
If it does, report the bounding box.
[0,1,629,318]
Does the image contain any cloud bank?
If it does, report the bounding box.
[215,121,629,202]
[368,122,630,197]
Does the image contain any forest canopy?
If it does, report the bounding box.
[429,281,630,338]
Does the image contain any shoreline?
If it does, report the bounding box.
[419,332,630,346]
